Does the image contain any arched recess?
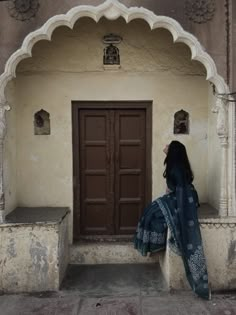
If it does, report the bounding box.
[0,0,234,220]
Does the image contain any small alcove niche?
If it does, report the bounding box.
[34,109,50,135]
[103,44,120,65]
[174,109,189,134]
[103,34,122,70]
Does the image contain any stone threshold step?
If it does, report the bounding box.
[70,241,159,265]
[78,234,134,242]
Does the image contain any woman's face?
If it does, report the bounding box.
[163,144,169,155]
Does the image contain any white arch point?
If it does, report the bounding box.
[0,0,230,105]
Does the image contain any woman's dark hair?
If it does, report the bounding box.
[163,140,194,183]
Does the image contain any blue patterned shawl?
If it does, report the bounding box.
[134,167,210,299]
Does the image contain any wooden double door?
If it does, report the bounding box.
[73,102,151,238]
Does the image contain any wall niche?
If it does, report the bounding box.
[34,109,50,135]
[174,109,189,134]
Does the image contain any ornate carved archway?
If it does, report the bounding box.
[0,0,234,221]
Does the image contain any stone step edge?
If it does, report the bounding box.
[69,242,159,264]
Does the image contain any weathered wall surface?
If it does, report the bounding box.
[207,86,221,210]
[160,218,236,291]
[0,224,59,292]
[4,81,17,215]
[230,0,236,91]
[58,213,70,284]
[7,19,211,226]
[0,0,229,87]
[0,211,69,293]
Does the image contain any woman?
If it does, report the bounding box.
[134,140,210,300]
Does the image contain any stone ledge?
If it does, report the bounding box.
[5,207,70,225]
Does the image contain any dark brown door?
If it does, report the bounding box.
[79,109,114,235]
[73,102,151,238]
[114,110,146,234]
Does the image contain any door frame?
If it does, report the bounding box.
[72,101,152,240]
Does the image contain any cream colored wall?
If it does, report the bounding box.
[12,18,209,229]
[207,85,221,210]
[4,81,17,214]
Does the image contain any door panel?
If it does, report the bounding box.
[79,110,113,234]
[120,146,142,169]
[115,110,146,234]
[74,104,150,237]
[85,147,106,169]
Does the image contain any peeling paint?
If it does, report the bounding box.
[0,211,69,293]
[29,234,49,286]
[7,238,17,258]
[229,278,236,288]
[228,240,236,265]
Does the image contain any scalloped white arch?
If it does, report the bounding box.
[0,0,230,104]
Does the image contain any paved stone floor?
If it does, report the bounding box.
[1,291,236,315]
[0,264,236,315]
[61,264,167,295]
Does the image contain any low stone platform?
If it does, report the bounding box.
[0,207,70,293]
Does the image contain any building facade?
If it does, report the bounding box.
[0,0,235,292]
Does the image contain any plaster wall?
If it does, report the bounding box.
[5,19,212,236]
[4,81,17,215]
[207,86,221,210]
